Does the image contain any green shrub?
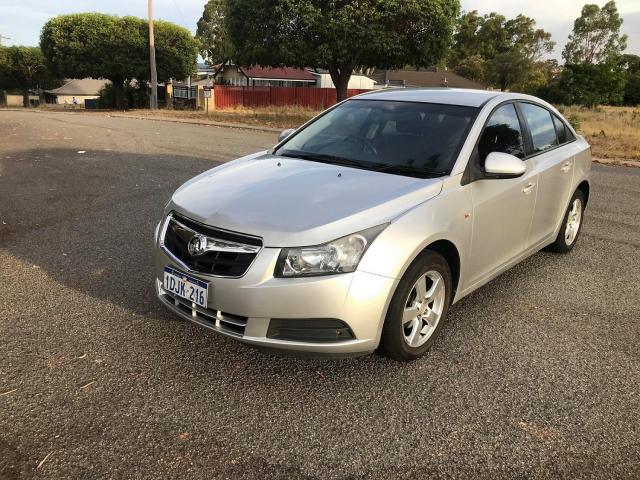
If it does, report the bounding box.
[98,82,149,109]
[566,112,582,131]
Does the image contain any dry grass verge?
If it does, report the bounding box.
[123,106,319,130]
[562,106,640,160]
[141,105,640,161]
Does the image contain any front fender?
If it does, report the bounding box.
[358,175,473,303]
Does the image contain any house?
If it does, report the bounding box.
[370,67,486,90]
[44,78,110,106]
[213,61,317,87]
[308,69,375,89]
[197,62,217,77]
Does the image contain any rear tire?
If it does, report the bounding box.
[380,250,452,361]
[546,189,585,254]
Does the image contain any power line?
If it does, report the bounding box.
[170,0,188,28]
[0,34,10,46]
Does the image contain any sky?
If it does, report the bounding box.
[0,0,638,60]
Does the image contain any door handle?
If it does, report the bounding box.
[561,162,572,173]
[522,182,535,195]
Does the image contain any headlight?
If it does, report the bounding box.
[275,224,388,277]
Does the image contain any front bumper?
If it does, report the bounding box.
[154,244,398,354]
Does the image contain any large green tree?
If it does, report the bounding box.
[40,13,198,109]
[224,0,460,101]
[196,0,233,66]
[449,11,554,91]
[557,63,626,106]
[453,54,485,83]
[620,54,640,105]
[562,1,627,65]
[0,46,60,107]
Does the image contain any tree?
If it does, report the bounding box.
[40,13,198,109]
[485,50,534,92]
[0,46,60,107]
[448,10,483,66]
[225,0,460,101]
[453,54,485,83]
[619,53,640,74]
[450,12,553,66]
[620,54,640,105]
[448,11,554,91]
[196,0,234,66]
[563,1,627,65]
[513,59,561,94]
[557,63,626,106]
[624,74,640,106]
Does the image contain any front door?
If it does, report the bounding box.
[465,103,538,287]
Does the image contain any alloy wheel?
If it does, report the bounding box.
[565,198,582,245]
[402,271,446,348]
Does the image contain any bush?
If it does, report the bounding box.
[624,74,640,106]
[554,64,626,107]
[566,112,582,131]
[98,81,149,109]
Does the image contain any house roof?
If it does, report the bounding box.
[308,69,373,80]
[371,69,485,90]
[45,78,110,96]
[238,65,316,81]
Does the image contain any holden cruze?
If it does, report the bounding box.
[154,89,591,361]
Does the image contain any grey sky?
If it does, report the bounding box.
[0,0,638,59]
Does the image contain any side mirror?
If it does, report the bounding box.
[484,152,526,178]
[278,128,296,143]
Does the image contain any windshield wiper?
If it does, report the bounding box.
[278,151,373,169]
[373,164,448,179]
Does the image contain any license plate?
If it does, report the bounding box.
[163,266,208,308]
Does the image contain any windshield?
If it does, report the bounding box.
[275,99,478,178]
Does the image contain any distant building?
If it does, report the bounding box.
[370,67,486,90]
[44,78,110,106]
[197,62,217,77]
[308,69,375,90]
[213,61,317,87]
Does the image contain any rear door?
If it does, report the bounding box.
[519,103,576,246]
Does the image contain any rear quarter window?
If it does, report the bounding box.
[553,115,568,144]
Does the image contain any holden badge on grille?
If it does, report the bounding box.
[187,234,208,256]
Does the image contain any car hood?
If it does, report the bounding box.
[167,152,443,247]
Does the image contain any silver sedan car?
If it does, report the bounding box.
[154,89,590,361]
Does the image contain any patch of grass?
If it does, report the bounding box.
[563,105,640,160]
[128,106,319,129]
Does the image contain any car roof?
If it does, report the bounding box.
[353,88,502,108]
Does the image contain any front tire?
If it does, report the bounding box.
[546,189,585,254]
[380,251,452,361]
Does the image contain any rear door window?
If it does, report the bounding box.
[520,103,558,153]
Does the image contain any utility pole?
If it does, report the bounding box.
[148,0,159,109]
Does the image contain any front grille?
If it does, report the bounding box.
[161,289,248,337]
[162,213,262,277]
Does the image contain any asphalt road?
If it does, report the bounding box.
[1,110,639,480]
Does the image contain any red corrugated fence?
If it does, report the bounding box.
[214,86,370,109]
